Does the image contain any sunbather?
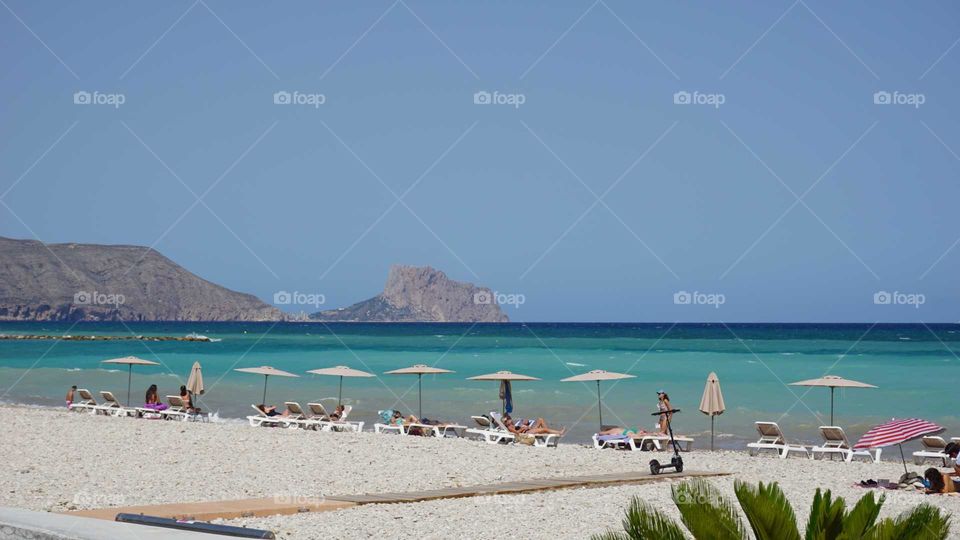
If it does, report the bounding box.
[257,404,288,417]
[144,384,168,411]
[945,442,960,476]
[924,467,958,494]
[65,385,76,408]
[180,385,201,413]
[597,426,657,437]
[330,405,345,420]
[502,413,565,436]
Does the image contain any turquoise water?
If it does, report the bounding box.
[1,322,957,447]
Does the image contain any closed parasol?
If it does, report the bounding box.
[698,372,726,451]
[467,371,540,414]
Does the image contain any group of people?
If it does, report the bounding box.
[256,403,344,420]
[64,384,200,413]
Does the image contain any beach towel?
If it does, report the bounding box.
[500,381,513,414]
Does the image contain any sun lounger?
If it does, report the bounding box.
[277,402,312,428]
[159,395,190,421]
[913,436,949,465]
[325,405,364,432]
[68,389,98,413]
[466,412,516,444]
[746,421,810,459]
[496,413,562,448]
[97,391,138,417]
[374,410,404,435]
[592,431,694,451]
[246,404,285,427]
[301,402,335,431]
[812,426,882,463]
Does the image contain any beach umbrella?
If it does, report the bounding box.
[561,370,635,431]
[385,364,455,418]
[186,361,204,396]
[234,366,299,404]
[467,371,540,415]
[789,375,877,425]
[306,365,375,406]
[854,418,944,474]
[698,372,726,451]
[101,356,160,406]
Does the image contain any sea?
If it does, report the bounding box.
[1,322,956,448]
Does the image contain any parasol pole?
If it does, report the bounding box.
[711,415,715,451]
[262,375,269,404]
[338,376,343,406]
[830,386,835,425]
[126,364,133,406]
[899,444,908,475]
[596,380,603,430]
[418,374,423,418]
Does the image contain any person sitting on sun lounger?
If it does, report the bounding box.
[330,404,345,421]
[502,413,565,436]
[257,404,288,417]
[180,385,201,413]
[945,442,960,476]
[144,384,169,411]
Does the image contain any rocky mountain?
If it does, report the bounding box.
[312,265,509,323]
[0,236,282,321]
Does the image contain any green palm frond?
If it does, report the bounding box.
[805,488,846,540]
[592,496,687,540]
[734,480,801,540]
[672,479,747,540]
[840,490,884,539]
[867,503,950,540]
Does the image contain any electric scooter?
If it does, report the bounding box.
[649,408,683,475]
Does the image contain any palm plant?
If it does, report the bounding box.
[593,479,950,540]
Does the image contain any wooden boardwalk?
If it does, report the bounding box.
[67,470,728,522]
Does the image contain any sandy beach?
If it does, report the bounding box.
[3,405,959,539]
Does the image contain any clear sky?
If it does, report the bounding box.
[2,1,958,322]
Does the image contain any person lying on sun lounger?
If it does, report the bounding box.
[502,413,565,436]
[257,404,288,417]
[924,467,958,494]
[596,426,656,437]
[330,404,345,421]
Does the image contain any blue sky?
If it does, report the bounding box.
[1,1,958,322]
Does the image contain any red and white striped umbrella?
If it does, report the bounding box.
[853,418,944,474]
[853,418,943,449]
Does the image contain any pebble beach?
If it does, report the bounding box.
[4,406,959,539]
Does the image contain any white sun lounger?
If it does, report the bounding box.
[812,426,882,463]
[68,389,98,413]
[160,395,191,421]
[913,436,949,465]
[301,402,335,431]
[96,391,138,417]
[278,402,312,429]
[246,404,285,427]
[466,413,515,444]
[746,421,810,459]
[592,432,694,451]
[498,414,562,448]
[325,405,364,432]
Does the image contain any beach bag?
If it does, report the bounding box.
[517,433,535,446]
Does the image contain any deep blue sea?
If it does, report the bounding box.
[1,322,957,447]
